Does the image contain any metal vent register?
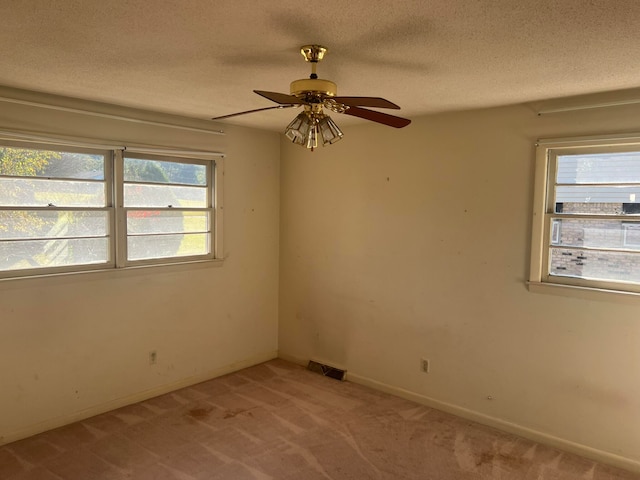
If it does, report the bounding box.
[307,360,346,381]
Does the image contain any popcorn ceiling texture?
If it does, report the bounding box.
[0,0,639,130]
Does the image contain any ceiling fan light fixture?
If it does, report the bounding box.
[284,112,312,146]
[306,124,318,150]
[317,115,343,145]
[284,111,343,150]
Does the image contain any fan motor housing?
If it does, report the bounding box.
[290,78,337,98]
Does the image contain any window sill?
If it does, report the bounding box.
[0,258,224,289]
[527,280,640,304]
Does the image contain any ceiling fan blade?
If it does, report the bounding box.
[254,90,306,105]
[332,96,401,109]
[342,106,411,128]
[212,104,298,121]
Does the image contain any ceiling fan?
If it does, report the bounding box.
[212,45,411,150]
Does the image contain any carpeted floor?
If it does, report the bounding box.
[1,359,638,479]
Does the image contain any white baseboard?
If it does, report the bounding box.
[278,352,640,474]
[1,350,278,446]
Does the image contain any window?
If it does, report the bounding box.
[530,136,640,294]
[122,154,213,264]
[0,141,221,279]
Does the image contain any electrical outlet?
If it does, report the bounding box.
[420,358,430,373]
[149,350,157,365]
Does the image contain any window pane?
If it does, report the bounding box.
[0,211,108,240]
[557,152,640,184]
[555,186,640,214]
[123,184,207,207]
[549,247,640,284]
[0,147,104,180]
[127,233,209,260]
[124,158,206,186]
[0,178,105,207]
[0,237,109,271]
[127,211,208,235]
[625,224,640,247]
[551,218,640,251]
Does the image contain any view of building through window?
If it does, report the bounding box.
[549,151,640,285]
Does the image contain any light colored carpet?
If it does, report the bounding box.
[1,359,637,479]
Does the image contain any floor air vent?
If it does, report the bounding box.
[307,360,346,381]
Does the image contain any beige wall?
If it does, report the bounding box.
[0,89,281,443]
[279,101,640,470]
[3,85,640,471]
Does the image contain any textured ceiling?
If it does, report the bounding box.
[1,0,640,132]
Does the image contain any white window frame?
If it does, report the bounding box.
[0,139,224,280]
[530,134,640,296]
[117,150,217,267]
